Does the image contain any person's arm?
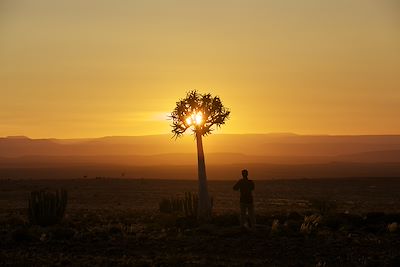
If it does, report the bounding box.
[233,180,241,191]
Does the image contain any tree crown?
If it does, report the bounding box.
[170,90,230,138]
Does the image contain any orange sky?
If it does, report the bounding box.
[1,1,399,138]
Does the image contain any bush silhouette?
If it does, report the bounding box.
[28,189,68,227]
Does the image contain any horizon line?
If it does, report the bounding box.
[2,132,400,140]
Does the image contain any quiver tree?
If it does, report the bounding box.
[170,90,230,220]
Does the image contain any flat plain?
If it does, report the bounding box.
[2,178,400,213]
[1,178,400,266]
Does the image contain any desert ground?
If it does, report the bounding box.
[1,178,400,266]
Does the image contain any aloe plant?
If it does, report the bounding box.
[28,189,68,226]
[159,192,213,218]
[300,214,321,235]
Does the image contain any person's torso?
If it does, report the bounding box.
[239,179,254,203]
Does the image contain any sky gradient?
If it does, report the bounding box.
[1,0,399,138]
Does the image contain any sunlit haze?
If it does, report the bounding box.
[1,0,399,138]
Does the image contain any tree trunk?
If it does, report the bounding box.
[196,131,211,220]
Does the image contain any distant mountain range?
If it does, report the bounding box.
[1,134,399,179]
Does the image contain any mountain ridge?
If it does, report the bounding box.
[1,134,400,158]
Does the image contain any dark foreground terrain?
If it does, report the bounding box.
[1,178,400,266]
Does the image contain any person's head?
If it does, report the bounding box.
[241,169,248,179]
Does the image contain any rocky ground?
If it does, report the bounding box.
[1,178,400,266]
[1,209,400,266]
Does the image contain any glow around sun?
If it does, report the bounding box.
[185,111,204,127]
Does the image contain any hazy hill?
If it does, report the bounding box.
[1,134,400,179]
[1,134,400,158]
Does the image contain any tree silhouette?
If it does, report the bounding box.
[171,90,230,220]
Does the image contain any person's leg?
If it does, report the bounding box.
[248,203,256,228]
[240,203,246,227]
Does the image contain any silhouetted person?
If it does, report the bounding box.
[233,169,256,228]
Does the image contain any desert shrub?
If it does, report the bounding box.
[271,219,280,234]
[309,198,337,216]
[387,222,398,233]
[106,223,139,237]
[182,192,198,217]
[114,223,137,235]
[300,214,321,235]
[28,189,68,227]
[159,192,213,218]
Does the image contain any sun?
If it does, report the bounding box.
[185,111,204,127]
[195,112,203,125]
